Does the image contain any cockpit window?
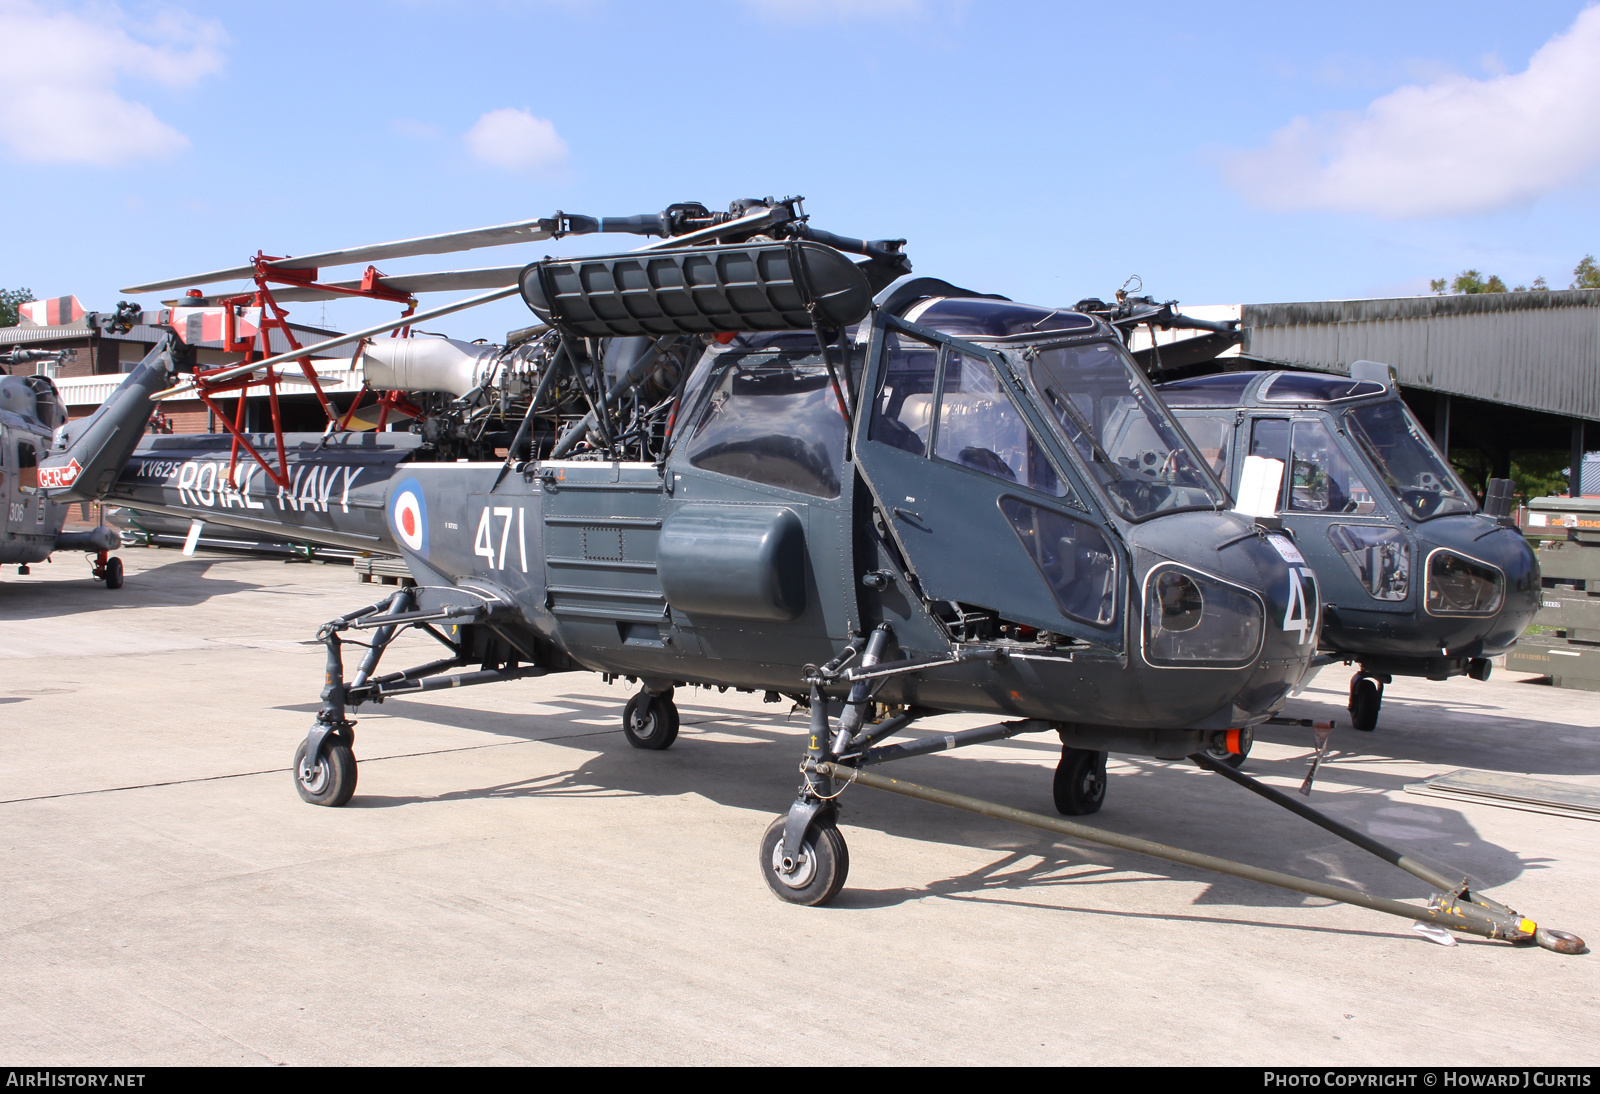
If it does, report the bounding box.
[870,330,1067,497]
[1173,412,1235,479]
[682,346,846,498]
[1345,401,1475,520]
[1026,341,1225,520]
[1260,374,1389,403]
[1290,419,1377,514]
[17,441,38,494]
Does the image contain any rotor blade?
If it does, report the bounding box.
[122,218,558,294]
[160,266,527,306]
[151,285,521,400]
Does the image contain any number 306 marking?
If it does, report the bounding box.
[473,506,527,572]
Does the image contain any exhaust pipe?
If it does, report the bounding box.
[361,337,500,397]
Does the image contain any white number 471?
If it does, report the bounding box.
[474,506,527,572]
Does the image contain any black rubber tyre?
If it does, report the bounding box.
[623,691,679,750]
[1053,747,1108,815]
[103,556,124,590]
[759,814,849,906]
[1349,675,1382,732]
[293,738,358,806]
[1468,657,1493,682]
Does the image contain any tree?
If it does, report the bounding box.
[1449,270,1508,294]
[1574,255,1600,289]
[1451,448,1570,502]
[0,286,34,327]
[1429,278,1448,295]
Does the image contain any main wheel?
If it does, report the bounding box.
[1203,728,1253,769]
[760,814,849,906]
[103,556,124,590]
[293,738,358,806]
[622,691,679,750]
[1349,675,1382,732]
[1053,747,1108,815]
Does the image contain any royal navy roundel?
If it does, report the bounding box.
[390,477,428,556]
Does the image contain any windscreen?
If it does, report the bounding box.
[1025,340,1224,520]
[1345,401,1475,520]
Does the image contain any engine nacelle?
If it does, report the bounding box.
[362,337,501,397]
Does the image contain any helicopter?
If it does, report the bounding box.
[1073,290,1540,732]
[0,345,165,588]
[101,201,1581,951]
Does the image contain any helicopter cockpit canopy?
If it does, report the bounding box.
[1024,341,1225,520]
[879,296,1227,521]
[900,297,1096,340]
[674,331,849,500]
[1159,371,1477,523]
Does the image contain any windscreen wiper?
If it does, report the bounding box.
[1046,390,1123,481]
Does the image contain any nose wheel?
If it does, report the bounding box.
[1349,673,1383,732]
[623,688,679,750]
[760,813,849,906]
[293,735,358,806]
[1202,727,1253,769]
[1052,746,1108,815]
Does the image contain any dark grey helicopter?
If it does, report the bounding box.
[1068,290,1538,732]
[1154,366,1538,732]
[0,345,177,587]
[111,200,1321,876]
[299,239,1321,901]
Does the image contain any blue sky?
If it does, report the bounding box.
[3,0,1598,342]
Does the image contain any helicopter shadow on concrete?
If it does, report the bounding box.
[276,688,1538,920]
[1266,686,1600,777]
[0,555,258,622]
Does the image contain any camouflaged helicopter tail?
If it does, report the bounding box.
[37,341,178,505]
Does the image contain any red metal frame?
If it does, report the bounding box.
[184,253,420,488]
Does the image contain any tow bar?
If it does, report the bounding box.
[810,759,1585,954]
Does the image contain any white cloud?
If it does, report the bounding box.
[463,108,568,173]
[1223,5,1600,219]
[0,1,225,167]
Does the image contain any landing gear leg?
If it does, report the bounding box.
[1349,673,1384,732]
[296,627,359,806]
[762,682,851,906]
[622,687,679,750]
[1052,745,1108,815]
[92,551,123,590]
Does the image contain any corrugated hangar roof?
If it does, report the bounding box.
[1241,288,1600,422]
[0,325,88,345]
[0,319,346,355]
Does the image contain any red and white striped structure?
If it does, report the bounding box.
[18,296,86,326]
